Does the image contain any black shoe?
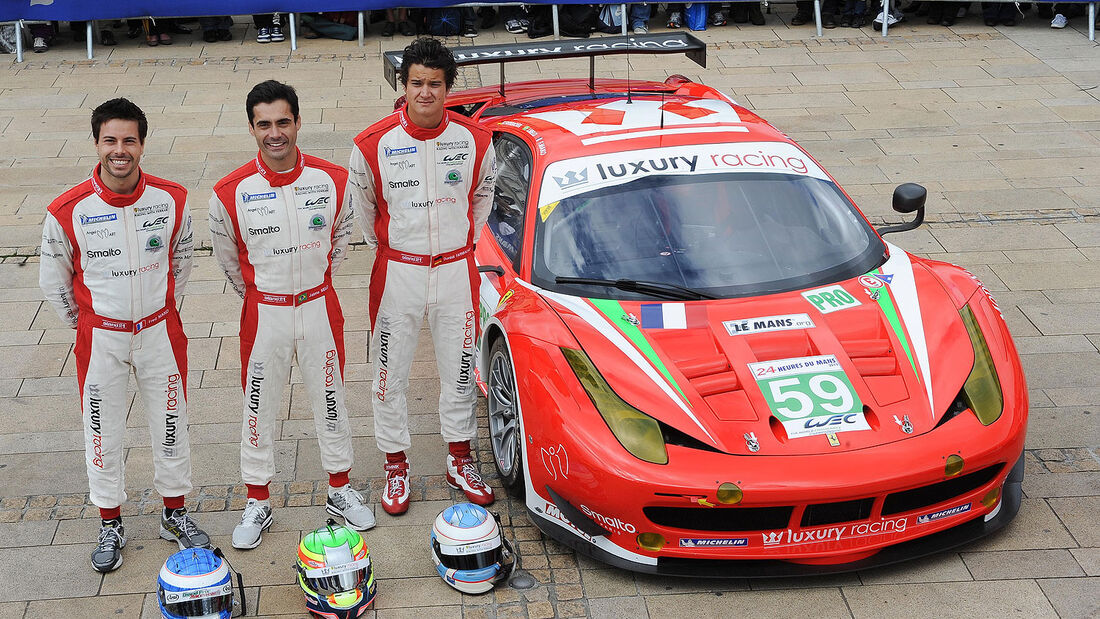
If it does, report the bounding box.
[217,28,233,41]
[462,23,478,37]
[127,24,142,39]
[479,7,498,29]
[169,23,192,34]
[749,5,766,24]
[823,13,837,27]
[791,10,813,25]
[398,20,415,36]
[941,16,956,26]
[381,20,396,36]
[851,14,867,27]
[203,29,218,42]
[100,30,117,46]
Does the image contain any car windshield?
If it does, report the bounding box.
[532,143,886,299]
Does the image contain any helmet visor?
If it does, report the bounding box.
[435,537,503,571]
[160,583,234,617]
[302,556,371,595]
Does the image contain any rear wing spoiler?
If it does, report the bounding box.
[383,33,707,93]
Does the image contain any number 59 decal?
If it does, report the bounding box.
[749,355,870,439]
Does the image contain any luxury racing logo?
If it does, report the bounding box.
[247,361,264,447]
[375,320,390,401]
[134,203,170,217]
[266,240,323,256]
[457,310,475,393]
[163,373,180,457]
[436,139,469,150]
[294,184,328,195]
[595,155,697,180]
[324,349,339,432]
[762,518,907,546]
[112,262,160,278]
[88,383,104,468]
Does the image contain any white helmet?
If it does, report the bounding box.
[430,503,515,594]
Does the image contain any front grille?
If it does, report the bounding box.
[644,505,793,532]
[801,498,874,528]
[882,464,1004,516]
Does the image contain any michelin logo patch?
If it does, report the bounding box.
[917,503,971,524]
[241,191,277,203]
[384,146,417,157]
[80,213,117,225]
[679,538,748,548]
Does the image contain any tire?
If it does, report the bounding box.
[487,336,524,495]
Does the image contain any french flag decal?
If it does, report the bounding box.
[640,303,706,329]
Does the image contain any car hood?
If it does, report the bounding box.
[540,244,975,456]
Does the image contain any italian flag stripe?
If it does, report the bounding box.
[871,269,920,380]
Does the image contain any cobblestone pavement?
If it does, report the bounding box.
[1,12,1098,619]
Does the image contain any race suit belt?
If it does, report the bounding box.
[254,282,331,307]
[378,244,473,267]
[86,304,173,333]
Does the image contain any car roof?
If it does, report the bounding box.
[447,78,794,163]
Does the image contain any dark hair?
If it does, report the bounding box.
[400,38,457,90]
[91,98,148,143]
[246,80,300,125]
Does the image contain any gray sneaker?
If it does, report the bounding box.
[160,507,211,549]
[326,485,376,531]
[232,498,273,549]
[91,520,126,573]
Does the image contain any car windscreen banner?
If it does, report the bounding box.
[538,141,830,213]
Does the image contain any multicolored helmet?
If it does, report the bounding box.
[430,503,515,594]
[296,522,376,618]
[157,547,235,619]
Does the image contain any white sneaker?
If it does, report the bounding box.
[1050,14,1067,28]
[270,26,285,42]
[327,484,376,531]
[256,27,271,43]
[633,24,649,34]
[232,498,273,549]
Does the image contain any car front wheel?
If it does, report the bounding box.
[487,336,524,494]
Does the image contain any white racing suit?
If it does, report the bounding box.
[349,108,496,453]
[208,150,356,487]
[39,166,194,510]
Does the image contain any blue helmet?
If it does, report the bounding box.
[430,503,514,594]
[157,547,234,619]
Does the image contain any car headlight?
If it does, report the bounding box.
[561,347,668,465]
[959,305,1004,425]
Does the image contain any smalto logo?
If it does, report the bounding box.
[388,179,420,189]
[580,505,636,534]
[86,248,121,259]
[248,225,280,236]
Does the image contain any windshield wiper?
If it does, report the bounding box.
[555,277,717,301]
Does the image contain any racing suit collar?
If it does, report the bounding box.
[254,148,306,187]
[399,106,450,141]
[91,164,147,207]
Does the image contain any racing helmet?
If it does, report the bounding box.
[296,522,376,618]
[157,547,235,619]
[430,503,515,594]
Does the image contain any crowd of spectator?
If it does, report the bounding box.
[5,2,1093,54]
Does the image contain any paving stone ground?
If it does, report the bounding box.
[1,11,1098,619]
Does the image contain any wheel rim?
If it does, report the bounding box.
[488,348,519,478]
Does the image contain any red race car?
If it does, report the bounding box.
[384,34,1026,576]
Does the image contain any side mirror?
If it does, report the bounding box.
[877,183,926,236]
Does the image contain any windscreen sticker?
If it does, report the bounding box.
[802,285,861,314]
[724,313,814,336]
[539,142,829,207]
[749,355,868,439]
[539,201,560,222]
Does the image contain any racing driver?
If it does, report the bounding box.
[39,98,209,573]
[209,80,374,548]
[349,38,497,515]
